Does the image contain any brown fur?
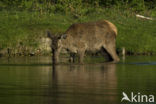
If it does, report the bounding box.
[48,20,120,64]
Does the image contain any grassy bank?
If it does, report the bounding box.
[0,7,156,56]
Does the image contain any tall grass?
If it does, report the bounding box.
[0,6,156,56]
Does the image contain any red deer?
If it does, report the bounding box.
[48,20,120,64]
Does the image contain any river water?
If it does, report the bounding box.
[0,56,156,104]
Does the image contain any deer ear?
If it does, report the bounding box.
[60,34,67,39]
[57,34,67,39]
[47,31,54,39]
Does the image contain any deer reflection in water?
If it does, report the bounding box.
[50,63,117,104]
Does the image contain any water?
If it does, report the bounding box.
[0,56,156,104]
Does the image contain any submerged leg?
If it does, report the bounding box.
[103,41,120,62]
[69,53,76,63]
[78,50,85,64]
[101,47,112,61]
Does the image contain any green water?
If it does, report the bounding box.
[0,56,156,104]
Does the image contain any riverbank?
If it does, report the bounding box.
[0,7,156,57]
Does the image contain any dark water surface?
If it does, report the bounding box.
[0,56,156,104]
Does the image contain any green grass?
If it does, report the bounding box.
[0,8,156,56]
[116,15,156,54]
[0,11,72,48]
